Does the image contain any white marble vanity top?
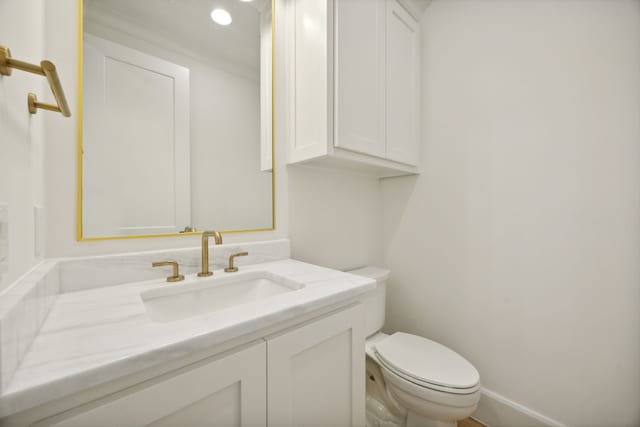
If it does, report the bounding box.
[0,258,374,417]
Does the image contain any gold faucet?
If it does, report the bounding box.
[198,231,223,277]
[152,261,184,282]
[224,252,249,273]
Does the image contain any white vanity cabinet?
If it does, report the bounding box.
[288,0,421,177]
[12,305,364,427]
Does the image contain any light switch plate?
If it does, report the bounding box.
[0,205,8,283]
[34,205,44,259]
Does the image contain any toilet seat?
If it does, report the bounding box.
[374,333,480,395]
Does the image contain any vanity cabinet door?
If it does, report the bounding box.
[42,342,266,427]
[266,304,365,427]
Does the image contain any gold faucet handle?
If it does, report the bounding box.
[152,260,184,282]
[224,252,249,273]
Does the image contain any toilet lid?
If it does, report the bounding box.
[375,333,480,390]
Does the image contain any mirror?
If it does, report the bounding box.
[78,0,274,240]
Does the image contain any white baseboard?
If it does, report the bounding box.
[473,388,566,427]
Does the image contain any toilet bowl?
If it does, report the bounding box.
[350,267,481,427]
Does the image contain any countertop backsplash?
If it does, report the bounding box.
[58,239,290,293]
[0,261,59,393]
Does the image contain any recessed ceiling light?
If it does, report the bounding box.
[211,8,232,26]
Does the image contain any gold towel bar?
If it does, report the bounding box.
[0,45,71,117]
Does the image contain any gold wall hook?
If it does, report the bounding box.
[0,46,12,76]
[0,45,71,117]
[28,93,65,114]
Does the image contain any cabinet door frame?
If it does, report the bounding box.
[333,0,387,159]
[385,0,420,166]
[38,341,266,427]
[267,304,365,427]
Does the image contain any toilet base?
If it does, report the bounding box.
[366,394,406,427]
[407,411,455,427]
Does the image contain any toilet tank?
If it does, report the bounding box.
[348,267,390,337]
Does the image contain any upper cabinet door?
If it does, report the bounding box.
[386,0,420,166]
[334,0,387,158]
[290,0,333,163]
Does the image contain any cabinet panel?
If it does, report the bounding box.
[334,0,386,158]
[44,342,266,427]
[146,383,241,427]
[267,305,365,427]
[290,0,332,162]
[386,0,420,166]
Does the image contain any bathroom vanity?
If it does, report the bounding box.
[0,240,374,427]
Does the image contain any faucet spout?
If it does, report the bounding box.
[198,231,223,277]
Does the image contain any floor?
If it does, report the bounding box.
[458,418,486,427]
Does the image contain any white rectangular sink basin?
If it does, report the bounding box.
[141,271,304,322]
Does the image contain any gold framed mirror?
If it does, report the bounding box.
[77,0,275,241]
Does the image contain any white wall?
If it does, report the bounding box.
[381,1,640,426]
[288,165,383,271]
[0,0,46,292]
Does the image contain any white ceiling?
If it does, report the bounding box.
[85,0,268,72]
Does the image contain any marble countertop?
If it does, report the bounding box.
[0,259,374,417]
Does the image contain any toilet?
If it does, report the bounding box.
[350,267,481,427]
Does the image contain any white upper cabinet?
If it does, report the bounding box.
[288,0,421,177]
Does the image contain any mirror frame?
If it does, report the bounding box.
[76,0,276,241]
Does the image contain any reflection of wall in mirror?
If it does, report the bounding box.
[260,5,273,172]
[83,6,272,235]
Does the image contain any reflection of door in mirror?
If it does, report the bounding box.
[80,0,274,240]
[83,34,191,237]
